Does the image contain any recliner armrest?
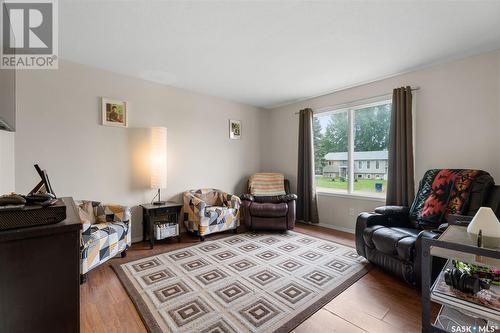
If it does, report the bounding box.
[436,214,474,232]
[355,210,414,258]
[251,194,298,204]
[374,205,414,229]
[437,223,449,232]
[240,194,255,202]
[278,194,297,202]
[374,205,410,217]
[417,229,441,241]
[356,211,414,231]
[447,214,474,227]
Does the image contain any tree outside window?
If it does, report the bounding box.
[313,101,391,197]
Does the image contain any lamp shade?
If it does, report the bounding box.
[150,127,167,189]
[467,207,500,248]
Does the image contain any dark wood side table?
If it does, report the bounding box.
[141,202,182,249]
[0,197,81,333]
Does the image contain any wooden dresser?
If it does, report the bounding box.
[0,197,81,333]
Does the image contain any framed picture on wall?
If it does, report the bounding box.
[101,97,128,127]
[229,119,241,139]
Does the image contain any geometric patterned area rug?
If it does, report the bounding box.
[112,231,370,333]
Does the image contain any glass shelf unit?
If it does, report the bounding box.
[421,225,500,332]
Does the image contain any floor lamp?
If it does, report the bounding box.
[150,127,167,205]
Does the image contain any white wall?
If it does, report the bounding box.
[263,50,500,232]
[11,51,500,235]
[15,60,265,241]
[0,68,16,130]
[0,68,16,193]
[0,131,15,193]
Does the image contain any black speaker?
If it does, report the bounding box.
[0,199,66,230]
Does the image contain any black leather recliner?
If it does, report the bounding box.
[356,169,498,287]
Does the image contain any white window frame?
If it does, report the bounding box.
[314,97,392,200]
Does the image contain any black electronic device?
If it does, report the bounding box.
[444,267,490,294]
[25,192,55,204]
[0,165,66,230]
[29,164,56,197]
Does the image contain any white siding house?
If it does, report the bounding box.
[322,151,388,180]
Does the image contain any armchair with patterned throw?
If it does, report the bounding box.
[183,189,241,241]
[76,200,131,283]
[356,169,496,287]
[240,173,298,231]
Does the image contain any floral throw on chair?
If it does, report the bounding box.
[183,189,241,241]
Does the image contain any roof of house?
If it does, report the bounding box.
[324,150,388,161]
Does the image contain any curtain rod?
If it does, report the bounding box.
[294,87,420,115]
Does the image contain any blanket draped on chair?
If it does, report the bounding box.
[248,173,286,196]
[409,169,490,228]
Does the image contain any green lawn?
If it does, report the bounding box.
[315,176,387,193]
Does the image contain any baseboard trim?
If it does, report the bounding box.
[316,223,355,234]
[132,224,355,242]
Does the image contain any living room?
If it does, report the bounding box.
[1,1,500,333]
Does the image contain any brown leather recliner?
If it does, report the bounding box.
[240,179,297,231]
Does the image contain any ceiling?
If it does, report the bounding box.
[60,1,500,108]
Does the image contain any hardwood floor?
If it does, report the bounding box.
[80,224,433,333]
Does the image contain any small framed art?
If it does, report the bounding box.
[102,97,128,127]
[229,119,241,139]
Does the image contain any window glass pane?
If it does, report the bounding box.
[313,111,348,193]
[353,103,391,197]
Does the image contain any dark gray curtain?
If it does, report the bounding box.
[387,87,415,206]
[297,108,319,223]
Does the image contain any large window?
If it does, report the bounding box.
[313,99,391,198]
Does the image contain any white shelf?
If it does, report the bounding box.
[430,261,500,322]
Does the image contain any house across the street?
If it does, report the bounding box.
[322,151,388,180]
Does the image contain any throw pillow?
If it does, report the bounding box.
[78,200,96,225]
[409,169,439,220]
[444,170,486,219]
[418,169,459,228]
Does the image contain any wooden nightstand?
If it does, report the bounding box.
[141,202,182,249]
